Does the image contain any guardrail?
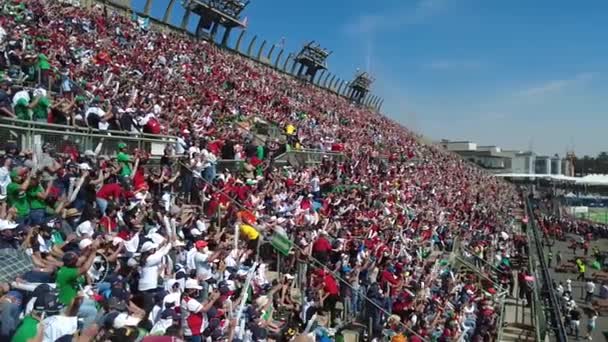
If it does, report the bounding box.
[275,149,345,167]
[0,117,177,156]
[525,197,568,342]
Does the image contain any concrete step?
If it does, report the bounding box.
[499,327,536,342]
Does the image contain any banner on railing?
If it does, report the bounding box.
[131,13,150,30]
[270,232,293,256]
[58,0,81,6]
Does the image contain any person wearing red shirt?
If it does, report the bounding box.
[380,266,402,296]
[315,269,340,325]
[100,206,119,235]
[312,232,333,265]
[96,182,124,216]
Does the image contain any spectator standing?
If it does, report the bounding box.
[584,280,595,303]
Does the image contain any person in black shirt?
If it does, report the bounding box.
[0,80,14,117]
[0,219,19,249]
[570,308,581,340]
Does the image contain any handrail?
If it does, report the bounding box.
[525,197,568,342]
[0,117,177,142]
[0,123,175,144]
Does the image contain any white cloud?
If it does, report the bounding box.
[343,0,448,35]
[518,72,596,97]
[423,60,482,70]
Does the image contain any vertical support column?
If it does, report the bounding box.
[246,36,258,57]
[336,80,345,95]
[195,18,205,38]
[282,54,293,71]
[143,0,153,16]
[180,8,191,30]
[330,78,340,91]
[297,64,305,77]
[235,30,246,52]
[210,22,220,41]
[321,73,331,87]
[314,70,326,85]
[266,45,276,60]
[326,75,336,89]
[370,96,377,107]
[256,40,267,60]
[163,0,177,23]
[221,27,233,47]
[289,59,298,75]
[378,99,384,111]
[274,49,284,68]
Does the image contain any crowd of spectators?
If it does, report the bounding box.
[0,1,524,342]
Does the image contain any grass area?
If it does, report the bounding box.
[587,207,608,224]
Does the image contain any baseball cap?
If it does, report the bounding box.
[34,290,63,314]
[113,313,141,329]
[140,241,157,253]
[195,240,208,249]
[107,297,128,311]
[185,278,203,290]
[79,238,93,250]
[0,219,19,231]
[118,143,127,149]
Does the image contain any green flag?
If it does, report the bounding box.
[271,232,293,256]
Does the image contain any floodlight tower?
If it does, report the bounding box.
[183,0,249,45]
[349,71,374,105]
[294,41,331,82]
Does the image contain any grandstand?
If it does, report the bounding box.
[0,1,563,342]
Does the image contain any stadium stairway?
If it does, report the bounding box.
[498,221,537,342]
[498,293,537,342]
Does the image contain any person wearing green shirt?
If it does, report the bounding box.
[117,143,133,177]
[6,168,31,221]
[10,315,40,342]
[27,179,49,225]
[56,248,100,328]
[32,95,50,122]
[256,145,265,160]
[13,97,31,120]
[37,53,51,71]
[11,289,63,342]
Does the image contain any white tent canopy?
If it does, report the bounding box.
[495,173,608,186]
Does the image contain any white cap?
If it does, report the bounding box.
[0,219,19,231]
[255,295,270,307]
[76,221,94,237]
[113,313,141,329]
[191,228,202,237]
[79,238,93,250]
[185,278,202,290]
[140,241,157,253]
[78,163,92,170]
[284,274,295,280]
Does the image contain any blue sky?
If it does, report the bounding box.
[138,0,608,156]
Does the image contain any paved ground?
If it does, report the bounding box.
[544,236,608,341]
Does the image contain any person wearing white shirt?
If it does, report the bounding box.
[310,172,321,199]
[201,149,217,183]
[181,278,221,340]
[585,281,596,303]
[138,240,172,312]
[0,157,11,195]
[85,105,111,130]
[42,314,78,342]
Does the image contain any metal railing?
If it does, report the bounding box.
[275,148,345,166]
[0,117,177,156]
[525,197,568,342]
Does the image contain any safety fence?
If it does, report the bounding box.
[0,117,176,157]
[526,197,568,342]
